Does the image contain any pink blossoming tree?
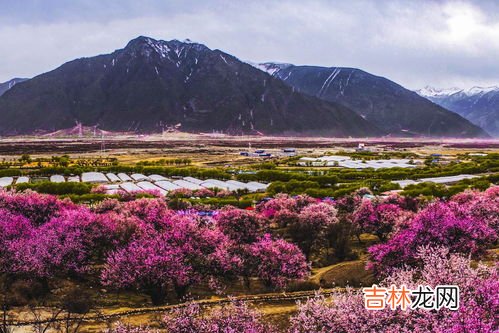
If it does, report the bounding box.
[368,201,497,275]
[290,246,498,333]
[246,234,310,290]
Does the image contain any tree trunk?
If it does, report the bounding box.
[243,276,251,291]
[174,284,189,301]
[1,305,7,333]
[148,285,167,306]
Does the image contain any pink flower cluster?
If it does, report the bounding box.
[290,247,498,333]
[368,199,497,275]
[0,191,310,305]
[163,300,275,333]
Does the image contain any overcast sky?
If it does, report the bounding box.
[1,0,499,89]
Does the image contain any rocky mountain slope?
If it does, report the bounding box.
[0,78,28,96]
[417,86,499,136]
[257,63,487,138]
[0,37,378,137]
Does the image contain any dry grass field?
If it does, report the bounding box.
[1,134,498,166]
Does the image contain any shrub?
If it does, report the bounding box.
[15,181,93,195]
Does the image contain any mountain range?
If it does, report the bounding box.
[256,63,486,138]
[417,86,499,136]
[0,37,378,137]
[0,78,28,97]
[0,36,488,138]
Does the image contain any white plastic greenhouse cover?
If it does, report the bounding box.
[201,179,242,192]
[247,182,268,191]
[200,181,229,191]
[226,180,249,187]
[226,180,259,191]
[155,180,182,191]
[392,179,419,188]
[16,176,30,184]
[183,177,204,184]
[0,177,14,187]
[173,179,204,190]
[117,173,133,182]
[81,172,108,183]
[106,173,121,182]
[50,175,65,183]
[222,180,247,191]
[148,174,168,182]
[131,173,149,181]
[67,176,80,182]
[137,181,167,195]
[120,182,142,193]
[419,174,478,184]
[104,184,121,194]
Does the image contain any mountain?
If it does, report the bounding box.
[256,63,487,138]
[417,86,499,136]
[0,36,379,137]
[0,78,28,96]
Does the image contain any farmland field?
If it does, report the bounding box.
[0,135,497,332]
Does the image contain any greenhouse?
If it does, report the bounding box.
[172,179,204,190]
[119,182,142,193]
[0,177,14,187]
[81,172,108,183]
[131,173,149,181]
[155,180,182,191]
[148,174,168,182]
[106,173,121,182]
[50,175,65,183]
[183,176,204,184]
[67,176,80,182]
[117,173,133,182]
[15,176,30,184]
[137,181,167,195]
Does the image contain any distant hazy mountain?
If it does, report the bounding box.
[0,36,379,137]
[255,63,487,138]
[417,86,499,136]
[0,78,28,96]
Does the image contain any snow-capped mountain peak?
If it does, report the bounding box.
[465,86,499,96]
[417,85,499,98]
[416,86,463,98]
[247,62,293,76]
[416,85,499,136]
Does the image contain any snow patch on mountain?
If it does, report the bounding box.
[0,78,29,97]
[465,86,499,96]
[417,85,499,98]
[247,62,293,76]
[416,86,462,97]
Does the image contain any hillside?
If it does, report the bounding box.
[417,86,499,136]
[0,78,28,96]
[0,37,378,137]
[257,63,487,138]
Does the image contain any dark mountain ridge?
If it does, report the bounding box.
[0,37,379,137]
[257,63,487,138]
[0,78,28,96]
[417,86,499,137]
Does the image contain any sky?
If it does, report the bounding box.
[1,0,499,89]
